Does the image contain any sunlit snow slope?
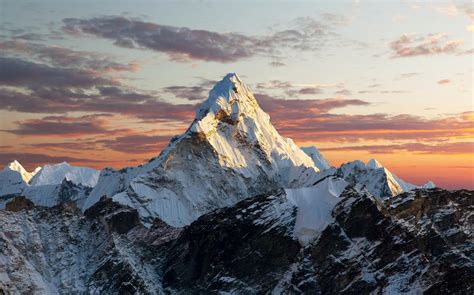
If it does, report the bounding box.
[85,73,321,227]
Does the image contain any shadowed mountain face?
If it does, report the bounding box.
[0,188,472,293]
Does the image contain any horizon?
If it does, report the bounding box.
[0,0,473,189]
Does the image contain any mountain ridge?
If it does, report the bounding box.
[1,74,435,224]
[83,73,322,227]
[0,73,469,294]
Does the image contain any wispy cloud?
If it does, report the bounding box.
[0,52,199,122]
[162,78,216,102]
[434,3,474,20]
[320,141,474,154]
[389,33,463,58]
[4,114,130,137]
[437,79,451,85]
[62,16,335,63]
[397,72,420,79]
[269,61,286,67]
[0,40,140,73]
[269,110,474,143]
[255,79,344,98]
[96,134,172,153]
[0,56,112,88]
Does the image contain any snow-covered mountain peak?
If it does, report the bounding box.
[184,73,318,181]
[191,73,261,135]
[4,160,40,183]
[195,73,256,115]
[338,159,435,198]
[367,158,383,169]
[422,180,436,189]
[6,160,23,171]
[5,160,28,176]
[301,146,331,171]
[30,162,99,187]
[86,73,321,227]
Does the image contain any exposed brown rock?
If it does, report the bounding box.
[215,109,237,125]
[5,196,34,212]
[85,196,140,234]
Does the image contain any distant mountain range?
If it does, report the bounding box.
[0,74,470,294]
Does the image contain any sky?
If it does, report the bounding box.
[0,0,472,189]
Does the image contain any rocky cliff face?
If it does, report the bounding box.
[0,198,178,294]
[1,187,471,294]
[160,187,473,294]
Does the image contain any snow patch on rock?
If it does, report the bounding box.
[286,177,348,245]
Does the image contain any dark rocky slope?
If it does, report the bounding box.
[0,188,472,294]
[161,188,473,294]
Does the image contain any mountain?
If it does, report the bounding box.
[29,162,99,187]
[0,164,27,197]
[5,160,41,183]
[84,73,320,227]
[0,161,99,209]
[22,179,93,208]
[301,146,331,170]
[163,187,472,293]
[0,160,41,198]
[1,186,471,293]
[337,159,435,199]
[0,199,167,294]
[1,73,465,294]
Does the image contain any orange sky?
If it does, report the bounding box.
[0,1,473,189]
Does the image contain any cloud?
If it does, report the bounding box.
[255,93,370,121]
[434,3,474,20]
[96,134,173,154]
[17,127,183,156]
[26,141,104,152]
[368,84,381,88]
[162,85,208,101]
[62,16,332,63]
[334,89,352,95]
[397,72,420,79]
[321,13,351,26]
[63,16,260,62]
[460,4,474,20]
[0,41,145,126]
[4,114,129,137]
[0,86,198,122]
[162,78,217,102]
[0,54,199,122]
[389,33,464,58]
[437,79,451,85]
[255,79,344,98]
[0,56,112,88]
[269,61,286,67]
[0,40,140,73]
[268,110,474,143]
[319,141,474,154]
[434,4,461,17]
[286,87,324,96]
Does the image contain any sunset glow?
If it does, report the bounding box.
[0,0,473,189]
